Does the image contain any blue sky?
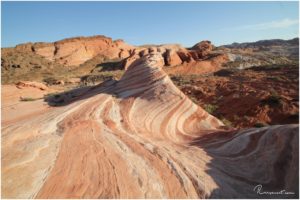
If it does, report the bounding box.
[1,1,299,47]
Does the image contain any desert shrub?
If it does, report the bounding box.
[170,75,192,86]
[261,92,282,106]
[249,64,284,71]
[214,69,234,77]
[189,96,198,104]
[204,104,218,114]
[81,74,113,85]
[267,76,280,81]
[20,97,39,101]
[44,92,60,99]
[289,111,299,119]
[220,117,232,127]
[96,59,123,72]
[223,60,245,69]
[243,116,251,121]
[233,115,240,121]
[254,122,268,128]
[43,77,58,85]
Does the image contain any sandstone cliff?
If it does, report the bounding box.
[15,35,135,66]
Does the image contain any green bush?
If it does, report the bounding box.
[20,97,40,101]
[220,117,232,127]
[254,122,268,128]
[261,92,282,106]
[204,104,218,114]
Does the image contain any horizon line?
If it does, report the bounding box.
[1,34,299,49]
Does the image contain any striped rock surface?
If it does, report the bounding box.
[1,54,298,198]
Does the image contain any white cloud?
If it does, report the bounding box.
[230,18,299,31]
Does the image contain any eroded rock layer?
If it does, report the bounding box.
[1,54,298,198]
[15,35,135,66]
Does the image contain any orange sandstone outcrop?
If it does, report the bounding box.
[2,53,298,199]
[13,36,228,73]
[121,41,227,71]
[191,40,213,57]
[164,49,182,66]
[15,35,135,66]
[16,81,48,90]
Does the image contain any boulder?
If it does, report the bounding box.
[177,51,194,63]
[66,78,81,84]
[189,51,200,60]
[16,81,48,91]
[148,47,156,54]
[138,49,148,57]
[55,80,65,85]
[191,40,213,57]
[119,49,131,58]
[164,49,182,66]
[123,50,140,70]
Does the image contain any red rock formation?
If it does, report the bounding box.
[15,35,135,66]
[177,50,195,63]
[122,50,140,70]
[2,53,298,199]
[13,37,227,72]
[191,40,213,57]
[164,49,182,66]
[120,41,227,70]
[16,81,48,90]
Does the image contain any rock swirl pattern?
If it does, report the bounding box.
[2,54,299,198]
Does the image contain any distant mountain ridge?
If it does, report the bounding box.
[221,38,299,49]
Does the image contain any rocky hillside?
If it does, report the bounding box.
[1,35,229,84]
[13,35,135,66]
[217,38,299,69]
[223,37,299,48]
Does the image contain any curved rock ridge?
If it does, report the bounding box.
[1,54,298,199]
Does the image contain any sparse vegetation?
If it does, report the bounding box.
[43,77,58,85]
[170,75,192,86]
[204,104,218,114]
[267,76,282,81]
[20,97,41,101]
[189,96,198,104]
[1,49,125,85]
[214,69,235,77]
[254,122,268,128]
[80,70,124,85]
[261,91,282,106]
[233,115,240,121]
[220,117,232,127]
[289,111,299,119]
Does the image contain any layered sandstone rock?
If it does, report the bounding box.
[122,50,140,70]
[164,49,182,66]
[12,36,227,72]
[2,53,298,199]
[191,40,213,57]
[14,35,135,66]
[121,42,224,70]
